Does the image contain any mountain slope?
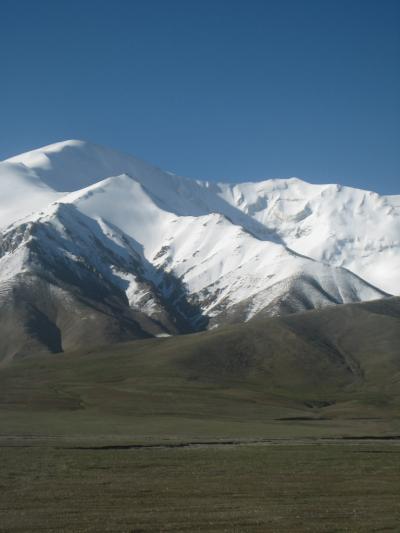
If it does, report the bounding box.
[3,140,399,295]
[212,178,400,294]
[1,298,399,438]
[0,161,62,229]
[188,296,400,391]
[0,174,386,360]
[0,140,397,359]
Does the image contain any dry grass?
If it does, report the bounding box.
[1,443,399,532]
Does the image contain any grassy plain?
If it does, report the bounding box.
[1,298,400,531]
[1,443,400,532]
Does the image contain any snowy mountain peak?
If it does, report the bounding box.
[0,140,398,359]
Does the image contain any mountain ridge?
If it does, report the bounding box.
[0,140,397,360]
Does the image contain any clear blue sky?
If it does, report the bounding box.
[1,0,399,194]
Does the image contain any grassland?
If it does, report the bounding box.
[1,443,400,532]
[0,298,399,531]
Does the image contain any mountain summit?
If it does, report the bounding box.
[0,140,397,360]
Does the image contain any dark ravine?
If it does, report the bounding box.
[2,435,400,451]
[66,436,400,450]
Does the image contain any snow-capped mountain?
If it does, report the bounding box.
[0,140,396,359]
